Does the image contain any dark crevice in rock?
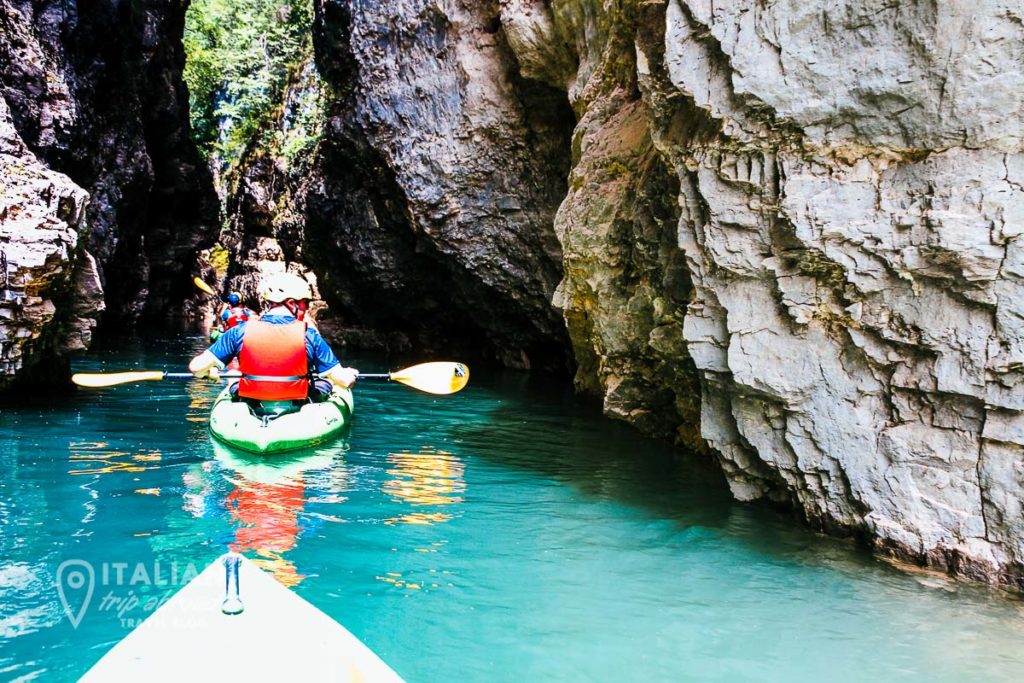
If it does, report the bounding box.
[296,0,574,371]
[0,0,218,338]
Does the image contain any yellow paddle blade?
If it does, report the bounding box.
[193,277,216,295]
[388,362,469,395]
[72,371,166,388]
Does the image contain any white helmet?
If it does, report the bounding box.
[259,272,313,303]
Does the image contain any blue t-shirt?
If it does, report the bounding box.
[208,314,341,374]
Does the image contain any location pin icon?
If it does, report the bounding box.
[56,559,95,629]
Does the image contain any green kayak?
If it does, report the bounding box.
[209,384,354,454]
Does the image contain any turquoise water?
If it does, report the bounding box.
[2,337,1024,681]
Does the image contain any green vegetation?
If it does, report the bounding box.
[276,58,326,174]
[183,0,314,166]
[208,244,231,275]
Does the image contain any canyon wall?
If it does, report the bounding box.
[228,0,572,369]
[0,96,94,386]
[501,0,1024,586]
[0,0,217,384]
[3,0,1016,585]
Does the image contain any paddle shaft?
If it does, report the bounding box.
[163,372,393,380]
[74,361,467,393]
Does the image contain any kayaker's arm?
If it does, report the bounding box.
[323,364,358,389]
[189,350,223,378]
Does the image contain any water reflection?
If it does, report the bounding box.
[184,378,216,424]
[68,442,162,476]
[382,448,465,526]
[212,442,348,587]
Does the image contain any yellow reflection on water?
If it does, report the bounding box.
[249,550,304,588]
[375,542,453,592]
[68,442,162,475]
[375,571,424,590]
[384,511,451,526]
[377,449,464,591]
[381,448,465,527]
[184,377,217,423]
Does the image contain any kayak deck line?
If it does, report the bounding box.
[81,554,404,682]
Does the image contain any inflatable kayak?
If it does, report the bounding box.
[209,384,354,454]
[81,554,404,681]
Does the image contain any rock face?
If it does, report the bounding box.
[214,54,326,309]
[208,0,1024,585]
[499,0,1024,586]
[0,0,217,348]
[305,0,575,369]
[0,96,95,387]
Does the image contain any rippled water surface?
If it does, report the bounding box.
[2,337,1024,681]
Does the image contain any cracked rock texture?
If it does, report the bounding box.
[0,96,96,388]
[0,0,217,352]
[304,0,575,369]
[212,55,328,318]
[506,0,1024,586]
[220,0,576,367]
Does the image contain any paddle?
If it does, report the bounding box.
[71,362,470,395]
[193,277,217,296]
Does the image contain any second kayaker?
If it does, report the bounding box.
[188,272,358,405]
[218,291,256,331]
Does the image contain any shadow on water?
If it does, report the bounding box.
[447,366,929,584]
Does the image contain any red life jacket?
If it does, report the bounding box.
[238,320,309,401]
[224,306,250,329]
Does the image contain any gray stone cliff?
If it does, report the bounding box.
[0,96,96,387]
[0,0,217,366]
[503,0,1024,586]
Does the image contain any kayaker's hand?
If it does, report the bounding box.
[194,365,220,380]
[330,366,358,388]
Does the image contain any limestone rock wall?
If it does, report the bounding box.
[305,0,575,369]
[0,97,95,388]
[0,0,218,339]
[512,0,1024,586]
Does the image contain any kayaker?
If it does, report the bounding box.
[188,272,357,405]
[219,292,255,331]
